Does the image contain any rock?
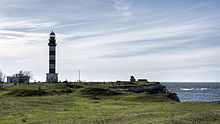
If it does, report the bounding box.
[109,82,180,102]
[128,83,168,94]
[167,93,180,102]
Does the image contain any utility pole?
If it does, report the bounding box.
[78,70,81,82]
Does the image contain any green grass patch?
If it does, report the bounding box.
[0,82,219,124]
[6,89,59,97]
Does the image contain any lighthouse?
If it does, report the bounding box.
[46,31,58,83]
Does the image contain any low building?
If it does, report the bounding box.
[7,74,30,83]
[138,79,148,82]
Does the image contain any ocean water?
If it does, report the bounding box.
[161,82,220,102]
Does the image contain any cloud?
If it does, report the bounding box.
[113,0,132,16]
[0,17,57,30]
[28,22,89,31]
[0,0,220,81]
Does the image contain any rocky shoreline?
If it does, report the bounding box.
[109,82,180,102]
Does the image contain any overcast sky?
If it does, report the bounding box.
[0,0,220,82]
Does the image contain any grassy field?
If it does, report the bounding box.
[0,82,219,124]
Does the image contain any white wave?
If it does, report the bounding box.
[180,88,194,91]
[180,88,208,91]
[196,88,208,90]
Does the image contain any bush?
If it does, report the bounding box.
[81,88,122,96]
[6,89,60,97]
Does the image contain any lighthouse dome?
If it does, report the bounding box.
[50,31,55,37]
[50,31,55,35]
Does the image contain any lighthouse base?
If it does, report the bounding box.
[46,73,58,83]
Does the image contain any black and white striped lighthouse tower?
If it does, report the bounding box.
[46,31,58,83]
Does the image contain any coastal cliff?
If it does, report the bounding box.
[109,82,180,102]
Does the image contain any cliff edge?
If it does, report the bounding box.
[109,82,180,102]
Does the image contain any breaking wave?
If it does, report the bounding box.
[180,88,208,91]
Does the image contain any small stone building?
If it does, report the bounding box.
[7,74,30,83]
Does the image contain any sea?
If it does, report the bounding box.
[161,82,220,102]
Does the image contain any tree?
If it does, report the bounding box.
[0,70,5,82]
[0,70,5,90]
[130,76,136,82]
[16,70,33,79]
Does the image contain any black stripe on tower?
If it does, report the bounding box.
[49,51,55,55]
[49,68,55,73]
[49,60,55,64]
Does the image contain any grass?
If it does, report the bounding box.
[0,82,219,124]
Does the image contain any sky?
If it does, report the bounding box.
[0,0,220,82]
